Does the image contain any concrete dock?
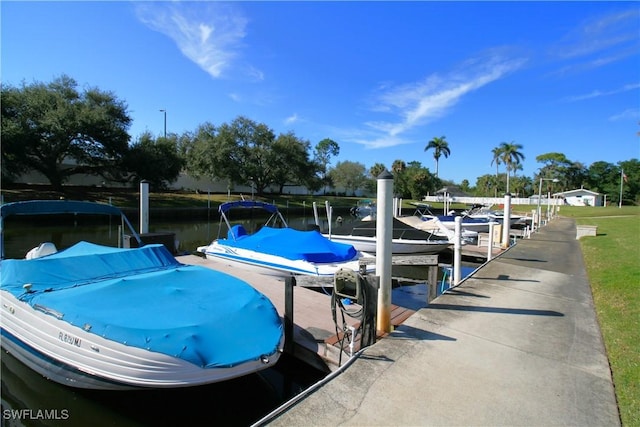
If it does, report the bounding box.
[258,217,621,426]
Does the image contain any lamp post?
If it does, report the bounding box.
[537,177,559,229]
[159,109,167,138]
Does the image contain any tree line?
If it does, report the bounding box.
[2,75,638,205]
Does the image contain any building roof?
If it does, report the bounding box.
[435,186,471,197]
[553,188,601,197]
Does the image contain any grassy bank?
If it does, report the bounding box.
[0,184,363,210]
[558,206,639,426]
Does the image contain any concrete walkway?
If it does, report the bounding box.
[261,217,621,426]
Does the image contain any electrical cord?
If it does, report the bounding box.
[331,271,369,366]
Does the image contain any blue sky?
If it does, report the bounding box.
[2,1,639,185]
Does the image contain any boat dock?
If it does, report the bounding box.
[258,217,620,426]
[179,239,509,372]
[179,254,425,372]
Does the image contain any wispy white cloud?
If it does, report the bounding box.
[246,65,265,82]
[563,83,640,102]
[550,9,639,74]
[351,134,409,150]
[348,51,527,149]
[135,2,251,79]
[284,113,299,125]
[609,108,640,122]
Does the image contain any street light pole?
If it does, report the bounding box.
[537,178,543,228]
[159,109,167,138]
[537,177,558,229]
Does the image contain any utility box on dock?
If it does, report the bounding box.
[477,233,503,248]
[124,232,177,255]
[390,254,439,303]
[576,225,598,239]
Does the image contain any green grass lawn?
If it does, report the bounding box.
[0,185,365,209]
[562,206,639,426]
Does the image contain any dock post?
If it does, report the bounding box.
[501,193,512,248]
[361,274,379,348]
[284,276,295,353]
[139,180,149,234]
[428,265,438,302]
[376,170,394,333]
[487,221,495,261]
[325,201,332,235]
[453,216,462,286]
[313,202,319,227]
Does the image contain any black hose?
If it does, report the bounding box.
[331,272,369,366]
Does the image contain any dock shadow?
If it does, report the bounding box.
[389,324,457,342]
[303,327,334,343]
[444,289,490,299]
[505,257,547,263]
[425,303,564,317]
[471,274,539,283]
[358,353,395,363]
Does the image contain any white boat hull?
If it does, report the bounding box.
[323,234,450,255]
[470,214,526,226]
[198,243,375,279]
[0,291,282,390]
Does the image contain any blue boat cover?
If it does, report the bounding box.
[437,215,489,224]
[0,242,283,368]
[221,226,357,263]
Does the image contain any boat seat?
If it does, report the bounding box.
[228,224,248,240]
[25,242,58,259]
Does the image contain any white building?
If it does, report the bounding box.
[553,188,603,207]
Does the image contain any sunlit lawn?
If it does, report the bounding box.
[562,206,639,426]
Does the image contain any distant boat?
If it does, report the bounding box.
[324,217,452,255]
[349,199,376,220]
[462,204,527,226]
[409,202,492,233]
[395,214,479,244]
[198,200,375,278]
[0,200,284,390]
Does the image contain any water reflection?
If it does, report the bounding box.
[1,214,326,259]
[1,350,324,427]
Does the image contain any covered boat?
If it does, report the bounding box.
[324,218,451,254]
[410,202,492,232]
[197,200,374,278]
[0,200,284,390]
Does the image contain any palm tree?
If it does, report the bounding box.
[391,159,407,197]
[498,141,525,194]
[511,163,524,196]
[391,159,406,174]
[424,136,450,178]
[491,146,503,197]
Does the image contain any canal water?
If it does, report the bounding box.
[1,213,478,426]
